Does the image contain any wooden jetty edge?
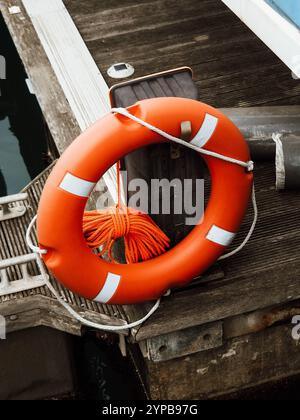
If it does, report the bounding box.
[1,0,300,399]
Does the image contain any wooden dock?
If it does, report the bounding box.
[1,0,300,399]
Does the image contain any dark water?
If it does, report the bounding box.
[0,13,48,197]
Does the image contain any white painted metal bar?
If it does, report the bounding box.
[0,193,28,206]
[0,193,28,221]
[0,253,47,296]
[22,0,123,204]
[0,253,38,269]
[222,0,300,78]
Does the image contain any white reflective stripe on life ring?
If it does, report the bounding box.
[206,225,235,247]
[94,272,121,303]
[59,173,96,197]
[191,113,219,148]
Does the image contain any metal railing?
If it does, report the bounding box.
[0,193,47,296]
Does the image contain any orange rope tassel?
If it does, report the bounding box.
[83,162,170,263]
[83,206,170,264]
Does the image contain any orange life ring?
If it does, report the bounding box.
[37,98,253,305]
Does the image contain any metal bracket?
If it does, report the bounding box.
[0,193,28,221]
[180,121,192,141]
[0,254,47,296]
[141,322,223,362]
[119,334,127,357]
[8,6,21,15]
[171,121,193,160]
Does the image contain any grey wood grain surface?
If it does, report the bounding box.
[65,0,300,107]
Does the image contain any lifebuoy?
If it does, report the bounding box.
[37,98,253,305]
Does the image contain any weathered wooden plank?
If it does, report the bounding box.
[223,106,300,159]
[5,309,42,333]
[22,0,110,130]
[0,295,129,335]
[65,0,158,15]
[223,301,300,340]
[222,105,300,140]
[66,0,226,35]
[65,0,300,107]
[39,311,82,336]
[86,20,250,66]
[136,262,300,341]
[196,65,299,105]
[94,31,270,72]
[5,307,80,337]
[113,59,300,109]
[147,324,300,399]
[141,300,300,363]
[197,76,300,108]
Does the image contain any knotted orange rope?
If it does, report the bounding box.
[83,163,170,263]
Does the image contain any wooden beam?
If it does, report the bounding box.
[147,324,300,399]
[136,263,300,341]
[22,0,110,129]
[1,295,129,336]
[222,106,300,140]
[21,0,121,203]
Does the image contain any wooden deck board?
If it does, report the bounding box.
[65,0,300,107]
